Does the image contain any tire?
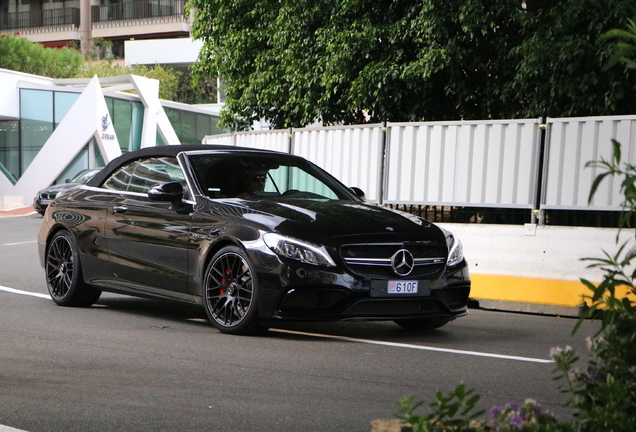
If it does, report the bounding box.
[394,317,450,331]
[45,230,101,307]
[203,246,263,335]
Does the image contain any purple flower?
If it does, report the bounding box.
[585,370,599,382]
[549,346,563,359]
[506,402,521,411]
[488,405,503,418]
[509,414,524,430]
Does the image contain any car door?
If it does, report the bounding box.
[102,157,192,296]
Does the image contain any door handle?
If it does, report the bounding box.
[112,205,128,214]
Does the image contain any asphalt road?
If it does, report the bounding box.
[0,215,598,432]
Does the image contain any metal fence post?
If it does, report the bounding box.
[379,121,389,205]
[532,117,549,225]
[288,127,294,155]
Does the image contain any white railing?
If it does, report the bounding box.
[543,115,636,209]
[384,119,541,207]
[203,115,636,211]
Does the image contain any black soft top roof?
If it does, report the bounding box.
[87,144,284,187]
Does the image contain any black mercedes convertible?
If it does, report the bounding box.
[38,145,470,334]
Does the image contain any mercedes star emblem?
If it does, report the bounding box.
[391,249,415,276]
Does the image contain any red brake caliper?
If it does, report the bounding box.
[219,268,231,295]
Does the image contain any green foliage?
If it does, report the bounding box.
[511,0,636,118]
[399,386,563,431]
[188,0,636,130]
[189,0,522,130]
[399,382,484,431]
[553,140,636,432]
[0,35,214,104]
[75,61,216,103]
[0,34,83,78]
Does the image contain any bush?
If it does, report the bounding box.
[0,33,83,78]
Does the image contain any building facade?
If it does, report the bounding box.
[0,0,191,57]
[0,68,222,209]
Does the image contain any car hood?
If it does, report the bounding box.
[39,182,81,194]
[217,199,446,245]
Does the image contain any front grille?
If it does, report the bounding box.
[340,243,447,279]
[279,288,348,311]
[344,298,447,316]
[40,192,59,200]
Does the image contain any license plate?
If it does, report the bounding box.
[387,280,418,294]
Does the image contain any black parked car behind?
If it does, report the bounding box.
[33,168,101,215]
[38,145,470,335]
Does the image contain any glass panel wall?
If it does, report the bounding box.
[55,139,105,183]
[181,110,196,145]
[55,146,89,184]
[54,92,80,126]
[0,120,19,184]
[165,107,181,141]
[131,101,144,151]
[4,88,220,185]
[20,89,54,174]
[106,97,145,152]
[112,98,132,153]
[164,107,224,145]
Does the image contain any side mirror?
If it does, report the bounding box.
[350,187,366,201]
[148,182,184,204]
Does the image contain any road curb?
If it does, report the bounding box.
[472,298,585,318]
[0,206,37,218]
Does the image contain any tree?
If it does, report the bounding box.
[189,0,636,131]
[511,0,636,118]
[0,34,83,78]
[189,0,521,130]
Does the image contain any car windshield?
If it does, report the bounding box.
[187,153,354,201]
[70,169,100,184]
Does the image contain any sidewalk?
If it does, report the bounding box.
[0,206,37,218]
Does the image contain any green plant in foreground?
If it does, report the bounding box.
[399,382,483,431]
[397,144,636,432]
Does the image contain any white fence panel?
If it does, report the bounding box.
[235,130,290,153]
[543,116,636,209]
[293,124,384,203]
[203,130,290,152]
[202,133,236,146]
[384,119,540,207]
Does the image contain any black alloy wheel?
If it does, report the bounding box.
[203,246,263,335]
[45,230,101,307]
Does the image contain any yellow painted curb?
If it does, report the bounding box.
[470,274,635,308]
[470,274,588,308]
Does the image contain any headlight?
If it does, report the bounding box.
[442,229,464,267]
[263,233,336,267]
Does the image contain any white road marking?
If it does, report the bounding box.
[0,425,30,432]
[270,328,554,364]
[2,241,37,246]
[0,285,50,299]
[0,284,553,364]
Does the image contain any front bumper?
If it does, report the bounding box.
[253,251,471,323]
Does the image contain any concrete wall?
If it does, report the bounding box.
[439,222,633,316]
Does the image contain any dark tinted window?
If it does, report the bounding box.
[103,157,185,193]
[103,161,137,191]
[188,153,351,200]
